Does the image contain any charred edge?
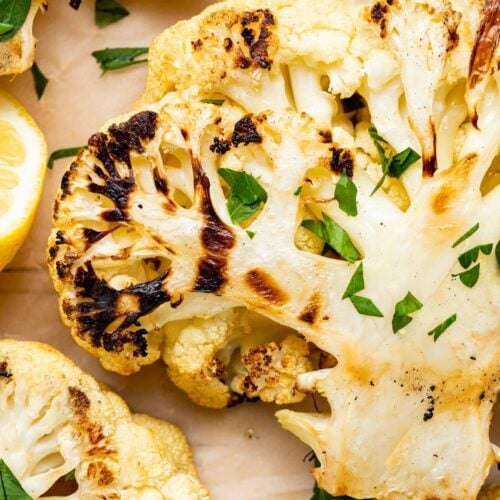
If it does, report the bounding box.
[83,228,113,247]
[330,148,354,177]
[299,298,320,324]
[245,269,288,306]
[192,157,235,293]
[181,128,189,141]
[232,115,262,147]
[55,230,68,245]
[48,246,57,259]
[423,123,437,176]
[468,0,499,124]
[68,386,90,419]
[0,361,12,379]
[191,39,203,50]
[371,2,388,37]
[170,294,184,308]
[73,262,170,356]
[319,130,332,144]
[444,9,461,52]
[224,37,233,51]
[153,167,168,195]
[210,137,232,155]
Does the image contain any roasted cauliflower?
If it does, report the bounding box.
[48,0,499,497]
[0,0,46,76]
[0,339,208,499]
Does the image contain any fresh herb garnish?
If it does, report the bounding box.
[48,146,86,169]
[349,295,383,317]
[496,241,500,268]
[95,0,129,27]
[427,314,457,342]
[458,244,492,268]
[294,185,303,196]
[452,223,479,248]
[92,47,148,73]
[218,168,267,224]
[392,292,423,333]
[302,213,361,263]
[342,263,364,299]
[334,172,357,216]
[31,62,48,99]
[200,99,225,106]
[0,459,31,500]
[368,127,420,196]
[452,263,480,288]
[0,0,31,43]
[246,230,255,239]
[63,469,76,481]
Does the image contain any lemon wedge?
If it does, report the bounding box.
[0,90,47,271]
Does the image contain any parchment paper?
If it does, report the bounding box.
[0,1,496,498]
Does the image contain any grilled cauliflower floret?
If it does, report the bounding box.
[48,0,499,498]
[164,309,311,408]
[0,339,208,499]
[0,1,45,75]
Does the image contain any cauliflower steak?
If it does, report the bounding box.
[0,340,208,499]
[49,0,499,497]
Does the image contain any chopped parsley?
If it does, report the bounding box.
[427,314,457,342]
[95,0,129,27]
[92,47,148,73]
[342,263,364,299]
[218,168,267,224]
[458,244,492,269]
[0,0,31,42]
[302,213,361,263]
[200,99,225,106]
[0,459,31,500]
[246,230,256,239]
[334,172,357,216]
[368,127,420,196]
[31,62,48,100]
[392,292,423,333]
[496,241,500,268]
[294,185,303,196]
[48,146,87,169]
[349,295,383,317]
[452,263,480,288]
[452,223,479,248]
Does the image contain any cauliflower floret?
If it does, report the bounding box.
[0,340,208,499]
[0,1,45,75]
[478,484,500,500]
[48,0,499,498]
[164,309,312,408]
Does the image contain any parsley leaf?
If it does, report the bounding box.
[64,469,76,481]
[218,168,267,224]
[496,241,500,268]
[458,244,493,268]
[48,146,86,169]
[335,172,357,216]
[31,62,48,100]
[452,223,479,248]
[92,47,148,73]
[427,314,457,342]
[95,0,129,27]
[246,230,256,239]
[368,127,420,196]
[294,185,303,196]
[342,263,364,299]
[392,292,423,333]
[452,263,480,288]
[302,214,361,263]
[0,459,31,500]
[350,295,383,317]
[200,99,225,106]
[0,0,30,43]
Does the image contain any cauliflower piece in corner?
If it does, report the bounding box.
[0,339,208,499]
[163,309,312,408]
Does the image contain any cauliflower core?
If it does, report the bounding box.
[49,0,499,498]
[0,340,208,499]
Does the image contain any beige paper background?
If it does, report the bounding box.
[0,1,497,498]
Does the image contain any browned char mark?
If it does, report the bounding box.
[232,115,262,147]
[299,293,321,324]
[70,262,170,356]
[245,269,288,306]
[192,157,235,294]
[330,147,354,177]
[0,361,12,379]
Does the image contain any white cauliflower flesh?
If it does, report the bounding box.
[0,0,45,76]
[48,0,499,498]
[0,340,208,499]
